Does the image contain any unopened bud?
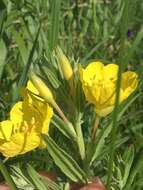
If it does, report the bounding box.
[56,46,73,81]
[30,72,54,105]
[30,72,74,128]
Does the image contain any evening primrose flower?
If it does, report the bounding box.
[0,81,53,157]
[79,61,138,117]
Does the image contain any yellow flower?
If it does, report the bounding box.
[0,81,53,157]
[79,61,138,117]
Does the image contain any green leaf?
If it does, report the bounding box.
[18,25,41,88]
[12,30,28,66]
[41,176,61,190]
[43,134,87,183]
[0,0,7,37]
[0,159,17,190]
[26,164,48,190]
[122,146,134,187]
[0,39,6,79]
[124,153,143,190]
[11,166,34,188]
[12,164,60,190]
[95,136,129,162]
[52,114,77,140]
[40,65,60,89]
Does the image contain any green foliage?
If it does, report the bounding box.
[43,134,87,183]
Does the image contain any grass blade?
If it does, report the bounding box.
[107,0,130,188]
[49,0,62,50]
[18,25,41,88]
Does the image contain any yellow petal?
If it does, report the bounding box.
[27,80,39,95]
[95,106,114,117]
[121,71,138,90]
[121,71,138,101]
[82,61,104,85]
[0,120,13,141]
[21,133,40,154]
[22,93,53,133]
[103,64,118,81]
[42,105,53,134]
[26,81,53,133]
[23,99,42,124]
[86,61,104,75]
[98,80,116,105]
[25,80,43,104]
[0,132,40,157]
[10,101,23,129]
[79,62,104,103]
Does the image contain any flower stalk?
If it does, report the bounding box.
[92,115,100,139]
[52,101,70,125]
[75,115,85,160]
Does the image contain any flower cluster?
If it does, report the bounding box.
[0,57,138,159]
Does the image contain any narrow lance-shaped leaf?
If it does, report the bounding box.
[52,114,77,140]
[124,153,143,190]
[40,65,60,89]
[0,39,6,79]
[0,0,7,37]
[18,24,41,88]
[122,146,135,187]
[0,159,17,190]
[49,0,62,50]
[12,30,28,66]
[26,164,48,190]
[43,134,87,183]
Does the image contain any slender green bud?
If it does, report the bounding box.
[30,72,55,105]
[56,46,73,81]
[30,72,75,130]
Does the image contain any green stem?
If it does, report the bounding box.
[92,115,100,139]
[75,114,85,161]
[0,159,17,190]
[106,0,130,189]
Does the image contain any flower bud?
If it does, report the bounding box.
[30,71,55,105]
[56,46,73,81]
[30,72,74,129]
